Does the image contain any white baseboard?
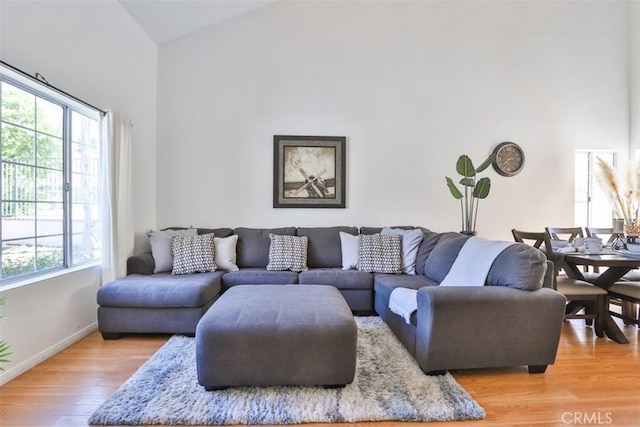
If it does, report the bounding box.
[0,322,98,386]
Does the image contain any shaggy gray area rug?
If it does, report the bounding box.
[89,317,485,425]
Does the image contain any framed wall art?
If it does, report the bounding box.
[273,135,346,208]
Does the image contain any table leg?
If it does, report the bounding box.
[603,312,629,344]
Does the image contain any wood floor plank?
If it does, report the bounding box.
[0,320,638,427]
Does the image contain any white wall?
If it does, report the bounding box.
[631,1,640,155]
[157,1,629,240]
[0,0,157,384]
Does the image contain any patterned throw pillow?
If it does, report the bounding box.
[171,233,217,275]
[357,233,402,274]
[266,234,309,272]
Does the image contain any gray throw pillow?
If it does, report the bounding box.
[148,228,198,273]
[357,233,402,274]
[266,234,309,272]
[171,233,216,275]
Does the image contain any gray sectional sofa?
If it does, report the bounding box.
[97,225,567,374]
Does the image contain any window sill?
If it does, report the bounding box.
[0,262,101,292]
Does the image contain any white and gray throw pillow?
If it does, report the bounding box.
[357,233,402,274]
[266,234,309,272]
[171,233,217,275]
[148,228,198,273]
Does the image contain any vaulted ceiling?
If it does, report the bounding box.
[118,0,276,45]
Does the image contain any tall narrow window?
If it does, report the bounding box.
[0,69,101,283]
[575,150,616,227]
[70,111,100,265]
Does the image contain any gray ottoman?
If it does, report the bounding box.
[196,284,357,390]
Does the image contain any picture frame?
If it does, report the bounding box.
[273,135,346,208]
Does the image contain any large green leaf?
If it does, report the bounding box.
[459,177,475,187]
[475,153,496,173]
[473,177,491,198]
[0,340,11,370]
[446,177,463,199]
[456,155,476,178]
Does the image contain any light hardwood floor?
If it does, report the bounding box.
[0,319,638,427]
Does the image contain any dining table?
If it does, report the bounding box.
[561,249,637,344]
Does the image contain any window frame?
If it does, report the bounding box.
[575,149,618,228]
[0,65,101,286]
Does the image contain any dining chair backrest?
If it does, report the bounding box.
[512,229,553,263]
[585,227,616,244]
[546,226,584,243]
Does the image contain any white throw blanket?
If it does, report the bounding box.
[389,236,514,324]
[440,236,514,286]
[388,287,418,324]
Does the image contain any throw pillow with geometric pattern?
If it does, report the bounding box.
[357,233,402,274]
[266,233,309,272]
[171,233,217,275]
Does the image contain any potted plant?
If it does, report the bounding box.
[445,154,496,235]
[0,294,11,371]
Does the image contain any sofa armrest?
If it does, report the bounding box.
[127,253,155,275]
[415,286,566,373]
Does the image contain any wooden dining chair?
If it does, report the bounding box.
[585,227,617,244]
[546,226,585,243]
[586,228,640,326]
[512,229,607,336]
[547,226,602,279]
[607,282,640,326]
[586,226,640,285]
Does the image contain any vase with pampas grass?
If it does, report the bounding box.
[594,157,640,235]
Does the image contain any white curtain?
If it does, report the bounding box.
[100,110,134,284]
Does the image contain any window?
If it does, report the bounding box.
[0,68,101,283]
[575,150,616,227]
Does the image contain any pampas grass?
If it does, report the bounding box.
[595,157,640,233]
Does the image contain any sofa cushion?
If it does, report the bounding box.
[358,233,402,274]
[415,232,455,276]
[339,231,360,270]
[298,268,373,290]
[97,272,223,308]
[148,228,198,273]
[234,227,296,268]
[486,243,547,291]
[165,227,233,238]
[171,233,217,275]
[359,226,415,235]
[424,233,470,282]
[297,226,358,268]
[266,234,309,272]
[381,227,424,275]
[221,268,298,288]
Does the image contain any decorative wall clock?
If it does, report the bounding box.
[492,142,524,177]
